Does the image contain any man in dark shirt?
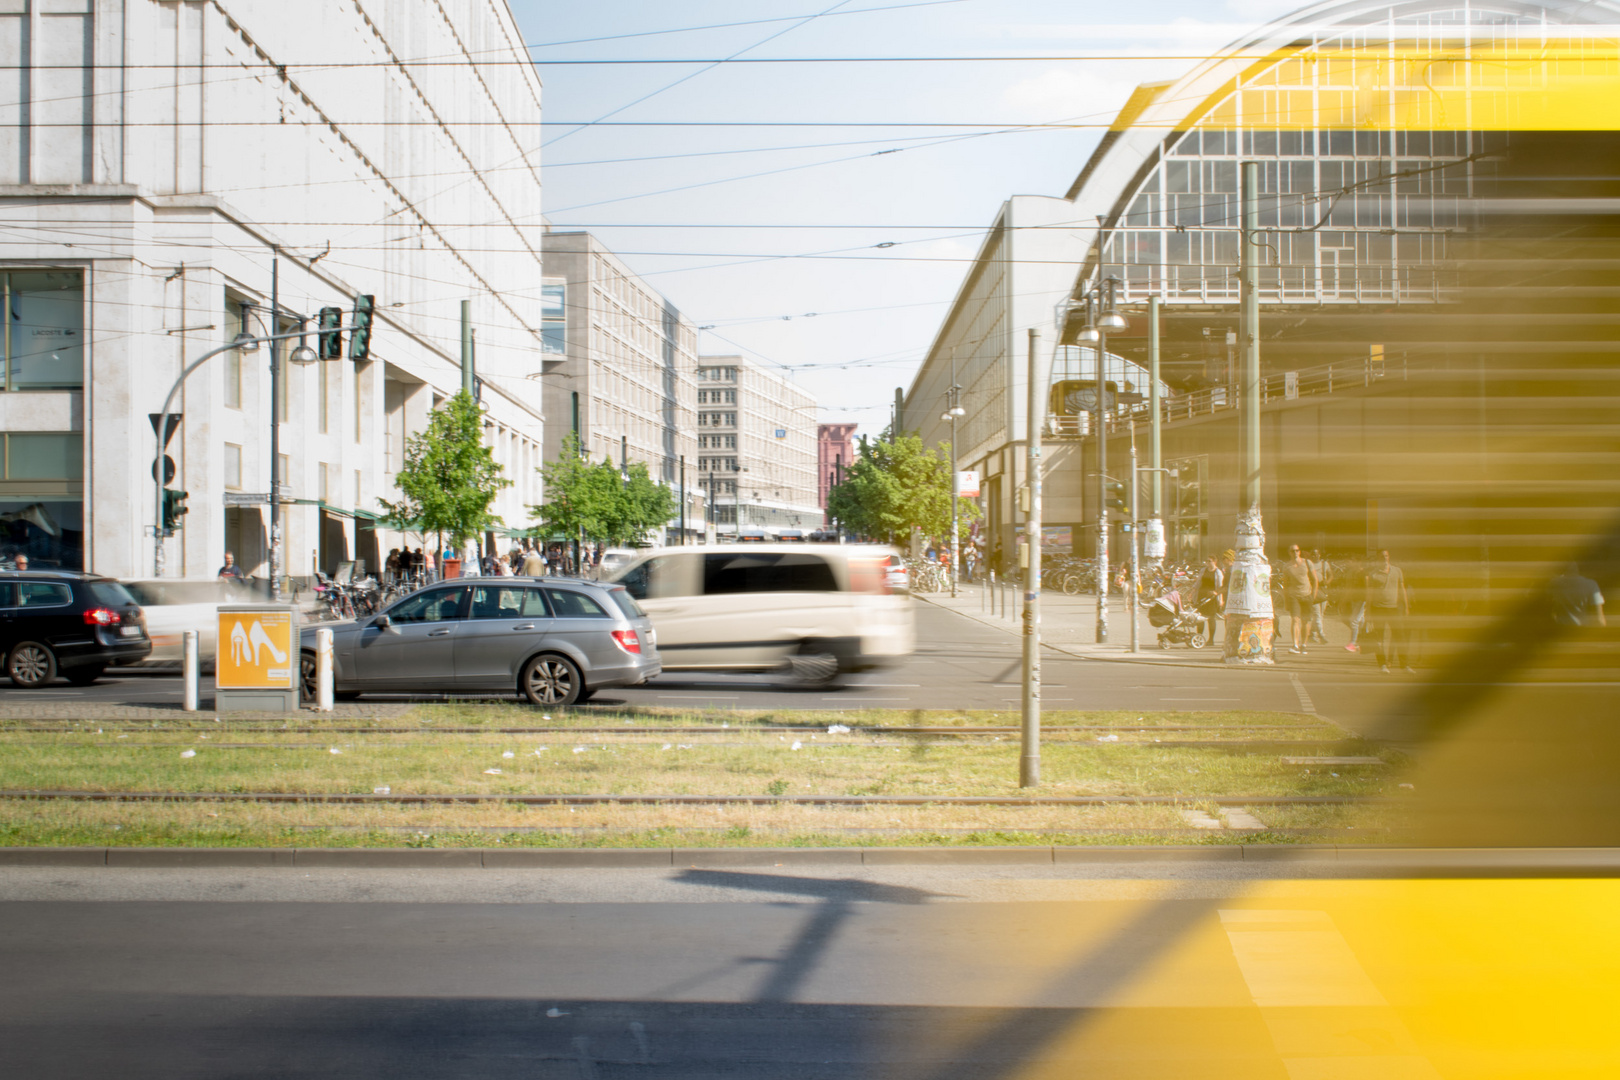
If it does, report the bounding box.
[217,552,245,581]
[1364,549,1410,673]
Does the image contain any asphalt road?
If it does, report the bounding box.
[0,861,1473,1079]
[0,602,1419,736]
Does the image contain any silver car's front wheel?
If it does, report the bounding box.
[521,654,582,707]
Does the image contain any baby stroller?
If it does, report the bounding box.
[1148,589,1211,649]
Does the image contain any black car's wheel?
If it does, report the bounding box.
[8,642,57,688]
[65,665,105,686]
[520,654,583,707]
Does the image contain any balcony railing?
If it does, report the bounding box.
[1049,351,1408,437]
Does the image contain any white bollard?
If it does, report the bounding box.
[315,628,334,711]
[182,630,199,712]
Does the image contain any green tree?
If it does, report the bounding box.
[531,433,678,546]
[378,390,511,557]
[826,434,979,544]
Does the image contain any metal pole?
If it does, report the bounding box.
[1020,327,1042,788]
[461,300,473,395]
[1129,436,1140,653]
[679,455,686,545]
[182,630,199,712]
[269,254,281,602]
[1149,295,1163,520]
[949,408,959,598]
[315,627,334,712]
[1095,319,1109,644]
[1223,159,1275,664]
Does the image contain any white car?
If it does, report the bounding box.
[606,544,913,679]
[598,548,641,575]
[121,578,269,665]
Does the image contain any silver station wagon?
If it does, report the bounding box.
[297,577,660,706]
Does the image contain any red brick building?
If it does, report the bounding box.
[817,423,858,513]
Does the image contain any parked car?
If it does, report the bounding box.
[0,571,151,687]
[122,577,270,666]
[883,553,909,593]
[606,544,913,681]
[296,576,660,706]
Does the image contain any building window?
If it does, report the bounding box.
[541,281,566,355]
[355,469,363,510]
[0,432,84,571]
[2,271,84,392]
[223,443,243,490]
[2,432,82,480]
[224,296,245,409]
[318,462,330,504]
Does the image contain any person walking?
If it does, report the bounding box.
[522,547,546,578]
[1341,554,1367,652]
[1365,549,1412,673]
[1278,544,1319,655]
[1307,548,1332,645]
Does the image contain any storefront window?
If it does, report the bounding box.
[0,431,84,570]
[4,271,84,391]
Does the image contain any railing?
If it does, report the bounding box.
[1049,352,1408,437]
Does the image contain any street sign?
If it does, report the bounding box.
[956,470,980,497]
[224,492,271,506]
[774,428,787,439]
[217,608,295,690]
[151,455,176,484]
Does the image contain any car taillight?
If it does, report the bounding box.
[610,629,641,654]
[83,608,122,627]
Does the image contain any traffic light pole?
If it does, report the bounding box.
[151,328,325,579]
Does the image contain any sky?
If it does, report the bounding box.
[511,0,1308,438]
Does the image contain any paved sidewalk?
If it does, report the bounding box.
[920,580,1385,674]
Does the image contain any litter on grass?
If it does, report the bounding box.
[791,741,803,750]
[373,786,391,795]
[179,749,196,758]
[483,769,502,775]
[828,724,851,734]
[502,751,515,759]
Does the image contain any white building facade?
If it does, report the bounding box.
[697,356,820,533]
[0,0,547,580]
[538,231,700,542]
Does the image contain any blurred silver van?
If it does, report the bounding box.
[605,544,912,679]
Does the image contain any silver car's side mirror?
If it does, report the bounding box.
[372,614,392,630]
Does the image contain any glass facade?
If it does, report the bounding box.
[3,271,84,391]
[0,432,84,570]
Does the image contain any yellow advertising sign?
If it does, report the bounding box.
[216,609,295,690]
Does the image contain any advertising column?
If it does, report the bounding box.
[215,605,300,713]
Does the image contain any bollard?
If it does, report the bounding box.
[182,630,199,712]
[315,627,334,712]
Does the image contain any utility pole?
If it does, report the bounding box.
[1020,327,1042,788]
[269,252,282,601]
[1224,160,1276,664]
[1147,295,1166,562]
[1129,433,1140,652]
[1094,295,1110,644]
[679,455,686,545]
[942,352,965,599]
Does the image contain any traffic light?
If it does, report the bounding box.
[348,294,375,362]
[1104,479,1130,515]
[161,489,189,533]
[318,306,344,359]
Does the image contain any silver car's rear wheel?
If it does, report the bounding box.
[521,654,582,707]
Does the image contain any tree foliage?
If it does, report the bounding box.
[378,390,511,547]
[826,434,980,544]
[531,432,678,545]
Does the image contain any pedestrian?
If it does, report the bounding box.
[1364,549,1412,673]
[1196,555,1224,615]
[1307,548,1332,644]
[992,540,1004,578]
[425,549,436,581]
[217,551,245,580]
[522,547,546,577]
[1341,554,1367,652]
[1549,563,1607,628]
[12,553,28,571]
[1278,543,1319,655]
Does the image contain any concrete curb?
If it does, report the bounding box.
[3,846,1619,872]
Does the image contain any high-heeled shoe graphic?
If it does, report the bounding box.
[228,619,288,668]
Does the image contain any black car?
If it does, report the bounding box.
[0,571,151,687]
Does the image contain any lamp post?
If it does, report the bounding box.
[941,382,966,598]
[1077,279,1128,643]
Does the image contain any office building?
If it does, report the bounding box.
[696,356,820,533]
